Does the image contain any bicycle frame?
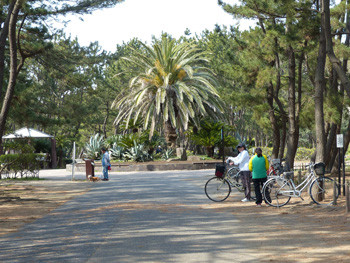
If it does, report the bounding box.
[217,165,244,191]
[278,169,317,198]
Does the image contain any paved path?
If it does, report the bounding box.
[0,170,257,262]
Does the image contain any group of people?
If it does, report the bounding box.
[226,143,269,207]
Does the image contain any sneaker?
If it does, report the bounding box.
[256,204,262,207]
[241,198,250,202]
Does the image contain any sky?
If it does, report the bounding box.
[63,0,256,52]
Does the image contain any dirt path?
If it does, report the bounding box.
[0,180,91,236]
[200,197,350,262]
[0,179,349,262]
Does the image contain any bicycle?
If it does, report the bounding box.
[204,164,244,202]
[268,158,290,177]
[262,162,339,207]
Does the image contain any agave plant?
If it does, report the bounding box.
[123,141,152,162]
[109,143,125,160]
[84,134,105,160]
[162,148,174,160]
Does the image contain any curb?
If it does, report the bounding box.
[66,161,221,172]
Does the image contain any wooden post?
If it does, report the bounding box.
[346,184,350,214]
[51,138,57,169]
[333,180,337,206]
[298,171,301,185]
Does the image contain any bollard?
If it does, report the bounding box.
[333,180,337,205]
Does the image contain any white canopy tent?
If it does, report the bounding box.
[2,127,57,168]
[2,127,53,139]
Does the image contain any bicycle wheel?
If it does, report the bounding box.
[205,177,231,202]
[262,178,292,207]
[227,167,240,177]
[309,176,339,205]
[268,169,276,178]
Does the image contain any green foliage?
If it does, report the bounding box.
[0,153,41,178]
[140,131,166,151]
[84,134,105,159]
[113,36,225,145]
[109,143,125,160]
[162,148,174,160]
[123,142,152,162]
[190,121,222,147]
[105,135,123,146]
[253,146,314,161]
[3,140,36,154]
[188,120,238,155]
[102,132,167,162]
[118,134,142,148]
[295,147,314,161]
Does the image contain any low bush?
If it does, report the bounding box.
[123,142,152,162]
[251,146,314,162]
[0,153,41,178]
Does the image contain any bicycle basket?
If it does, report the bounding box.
[314,162,325,176]
[271,159,281,165]
[271,159,281,170]
[215,164,226,178]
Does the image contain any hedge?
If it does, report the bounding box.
[0,153,42,179]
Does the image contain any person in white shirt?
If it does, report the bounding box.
[226,143,252,202]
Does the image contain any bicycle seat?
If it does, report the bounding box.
[283,171,294,180]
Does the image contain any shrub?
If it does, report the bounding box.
[84,134,105,159]
[109,143,125,160]
[0,153,41,178]
[295,147,314,161]
[123,142,152,162]
[3,139,35,154]
[251,146,314,162]
[162,148,174,160]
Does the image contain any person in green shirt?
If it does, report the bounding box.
[248,148,270,207]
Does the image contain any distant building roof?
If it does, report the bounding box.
[2,127,53,139]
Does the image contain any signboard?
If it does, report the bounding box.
[336,134,344,148]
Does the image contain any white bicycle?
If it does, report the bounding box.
[262,162,339,207]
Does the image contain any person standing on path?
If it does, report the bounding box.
[226,143,251,202]
[101,147,110,181]
[249,147,270,207]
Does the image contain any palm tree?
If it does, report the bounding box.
[113,37,224,148]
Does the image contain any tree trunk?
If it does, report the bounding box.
[0,0,23,154]
[322,0,350,100]
[329,0,350,172]
[102,101,109,138]
[205,146,214,158]
[278,118,286,160]
[286,45,298,169]
[314,8,327,163]
[267,82,280,159]
[0,2,15,102]
[164,120,177,148]
[51,138,57,169]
